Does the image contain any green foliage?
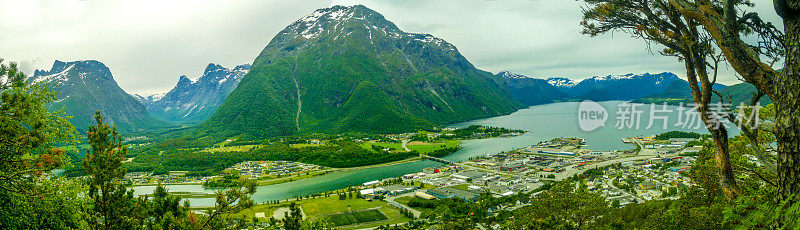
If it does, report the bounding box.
[0,59,76,192]
[200,179,257,229]
[324,209,388,226]
[0,60,84,229]
[126,140,415,175]
[426,147,460,158]
[141,184,191,230]
[282,202,303,230]
[446,125,523,139]
[511,182,608,229]
[202,173,242,188]
[0,178,85,230]
[634,81,772,106]
[83,111,144,229]
[654,131,702,140]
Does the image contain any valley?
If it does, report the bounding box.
[4,1,791,229]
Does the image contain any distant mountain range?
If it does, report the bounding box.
[136,63,250,124]
[29,60,170,134]
[199,5,521,138]
[547,72,683,101]
[496,71,570,106]
[497,71,709,105]
[30,6,768,138]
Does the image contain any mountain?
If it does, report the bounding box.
[715,82,771,105]
[546,77,577,88]
[634,80,729,104]
[143,63,250,124]
[549,72,682,101]
[30,60,170,134]
[200,5,522,138]
[132,93,165,107]
[636,81,770,106]
[497,71,571,106]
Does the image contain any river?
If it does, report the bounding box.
[136,101,739,207]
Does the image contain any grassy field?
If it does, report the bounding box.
[232,196,412,228]
[324,209,387,226]
[201,144,258,153]
[256,170,329,186]
[360,139,459,154]
[452,183,472,191]
[296,196,411,228]
[393,196,434,215]
[406,139,459,153]
[339,207,410,229]
[359,142,405,152]
[235,203,285,222]
[297,196,383,216]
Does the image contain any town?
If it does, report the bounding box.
[229,135,713,229]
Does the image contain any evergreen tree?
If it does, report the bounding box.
[0,59,82,229]
[282,202,302,230]
[144,184,190,230]
[83,111,143,229]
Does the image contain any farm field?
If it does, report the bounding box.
[295,196,411,228]
[324,209,387,227]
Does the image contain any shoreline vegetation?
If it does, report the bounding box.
[112,125,524,188]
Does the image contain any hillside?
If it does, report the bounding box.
[199,5,521,138]
[633,81,768,106]
[29,60,170,134]
[497,71,572,106]
[143,63,250,124]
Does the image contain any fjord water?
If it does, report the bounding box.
[141,101,738,206]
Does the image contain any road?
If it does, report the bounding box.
[384,193,421,219]
[605,177,645,204]
[558,150,679,180]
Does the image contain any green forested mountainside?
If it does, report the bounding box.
[715,82,772,105]
[199,5,521,139]
[30,60,170,134]
[634,81,771,106]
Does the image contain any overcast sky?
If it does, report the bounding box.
[0,0,783,95]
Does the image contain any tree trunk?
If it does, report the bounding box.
[684,52,741,200]
[708,125,740,200]
[776,10,800,201]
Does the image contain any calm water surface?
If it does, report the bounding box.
[145,101,738,206]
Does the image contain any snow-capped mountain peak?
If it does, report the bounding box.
[546,77,577,88]
[497,71,530,79]
[132,92,166,105]
[30,60,115,85]
[145,63,251,123]
[276,5,454,51]
[31,62,76,84]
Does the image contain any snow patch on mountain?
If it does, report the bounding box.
[286,5,455,51]
[145,63,251,123]
[547,77,577,88]
[32,63,75,83]
[497,71,531,79]
[133,92,166,104]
